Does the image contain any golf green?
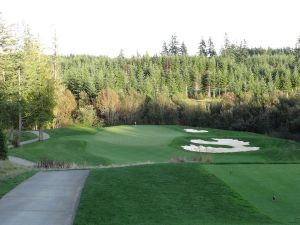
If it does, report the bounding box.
[9,125,300,165]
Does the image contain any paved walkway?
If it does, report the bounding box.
[0,170,89,225]
[8,131,50,149]
[8,156,36,167]
[8,131,50,167]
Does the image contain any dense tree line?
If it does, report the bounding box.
[1,13,300,154]
[61,54,300,100]
[60,34,300,100]
[58,35,300,138]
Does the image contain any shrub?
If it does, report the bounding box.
[36,159,73,169]
[76,105,99,127]
[0,129,7,160]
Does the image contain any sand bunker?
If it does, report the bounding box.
[184,129,208,133]
[182,138,259,153]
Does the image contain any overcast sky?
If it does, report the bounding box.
[1,0,299,57]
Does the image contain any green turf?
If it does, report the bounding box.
[0,170,36,199]
[20,131,37,142]
[9,125,300,166]
[74,163,274,225]
[204,164,300,224]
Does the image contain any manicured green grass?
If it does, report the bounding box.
[74,163,274,225]
[9,125,300,166]
[6,125,300,224]
[204,164,300,224]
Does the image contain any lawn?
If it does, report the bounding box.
[9,125,300,166]
[204,164,300,224]
[74,163,274,225]
[5,125,300,224]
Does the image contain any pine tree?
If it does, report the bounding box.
[161,41,169,55]
[241,39,248,60]
[118,49,125,58]
[207,37,216,57]
[224,33,230,50]
[222,33,231,57]
[168,34,180,55]
[0,15,16,53]
[198,38,207,56]
[296,36,300,60]
[291,67,300,89]
[180,42,188,55]
[283,71,292,95]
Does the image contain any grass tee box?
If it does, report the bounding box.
[204,164,300,224]
[74,163,274,225]
[9,125,300,166]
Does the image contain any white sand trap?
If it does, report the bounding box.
[184,129,208,133]
[182,138,259,153]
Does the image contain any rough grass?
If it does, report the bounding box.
[0,160,27,180]
[204,164,300,224]
[74,163,274,225]
[9,125,300,166]
[0,160,36,199]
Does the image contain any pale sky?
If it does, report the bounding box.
[1,0,299,57]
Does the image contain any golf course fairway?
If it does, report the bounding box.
[7,125,300,224]
[9,125,300,165]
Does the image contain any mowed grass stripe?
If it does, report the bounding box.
[74,163,274,225]
[204,164,300,224]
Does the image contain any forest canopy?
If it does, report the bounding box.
[1,15,300,144]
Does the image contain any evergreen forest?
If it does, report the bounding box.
[1,16,300,145]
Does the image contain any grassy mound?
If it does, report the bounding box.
[74,163,274,225]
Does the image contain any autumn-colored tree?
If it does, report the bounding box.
[78,91,90,108]
[53,89,77,127]
[143,94,178,124]
[119,90,144,124]
[221,92,236,110]
[95,87,120,125]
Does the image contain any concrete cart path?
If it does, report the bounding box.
[0,170,89,225]
[8,156,36,167]
[8,131,50,149]
[8,131,50,167]
[19,130,50,145]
